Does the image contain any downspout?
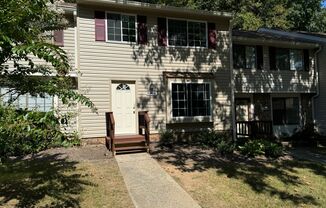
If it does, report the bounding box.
[73,9,81,136]
[312,45,322,128]
[74,10,78,70]
[229,21,236,141]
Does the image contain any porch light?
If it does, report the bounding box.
[263,105,270,111]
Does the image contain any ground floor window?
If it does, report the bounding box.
[0,88,54,112]
[171,83,211,117]
[272,97,300,125]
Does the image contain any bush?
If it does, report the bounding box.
[216,139,235,156]
[0,105,78,158]
[159,129,175,147]
[239,140,265,157]
[264,142,283,158]
[195,130,234,155]
[239,139,283,158]
[290,123,320,147]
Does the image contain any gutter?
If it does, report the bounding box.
[77,0,232,19]
[312,45,323,126]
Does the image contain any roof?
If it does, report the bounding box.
[233,30,320,44]
[258,28,326,44]
[77,0,232,19]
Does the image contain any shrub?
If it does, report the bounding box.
[290,123,320,147]
[159,129,175,147]
[195,130,234,155]
[0,105,78,158]
[216,139,235,156]
[239,140,265,157]
[239,139,283,158]
[264,142,283,158]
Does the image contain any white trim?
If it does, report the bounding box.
[166,17,208,48]
[105,11,138,44]
[167,79,213,123]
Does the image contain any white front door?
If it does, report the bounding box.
[112,82,136,135]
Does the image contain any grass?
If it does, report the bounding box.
[0,153,134,208]
[153,145,326,208]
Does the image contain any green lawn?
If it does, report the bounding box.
[153,146,326,208]
[0,152,134,208]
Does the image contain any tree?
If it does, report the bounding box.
[0,0,95,109]
[144,0,326,32]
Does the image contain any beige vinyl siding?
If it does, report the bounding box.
[63,22,76,68]
[234,46,317,93]
[77,6,231,138]
[315,47,326,134]
[57,98,78,134]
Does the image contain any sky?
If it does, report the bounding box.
[323,0,326,7]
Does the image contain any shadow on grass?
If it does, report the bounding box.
[0,153,95,208]
[152,144,326,206]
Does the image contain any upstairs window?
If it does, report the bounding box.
[275,48,290,71]
[107,13,136,43]
[233,45,263,69]
[168,19,207,47]
[271,48,309,71]
[290,49,304,71]
[272,97,300,125]
[171,83,211,117]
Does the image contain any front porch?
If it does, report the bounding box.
[235,93,314,139]
[105,111,151,155]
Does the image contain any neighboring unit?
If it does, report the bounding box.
[232,29,323,137]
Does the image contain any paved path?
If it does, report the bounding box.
[289,148,326,164]
[116,153,201,208]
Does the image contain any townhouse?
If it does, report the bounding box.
[2,0,326,141]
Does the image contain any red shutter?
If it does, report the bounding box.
[304,49,310,71]
[157,17,167,46]
[95,11,106,41]
[137,15,148,45]
[208,23,217,49]
[54,30,64,47]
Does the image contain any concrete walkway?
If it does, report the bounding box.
[289,148,326,164]
[116,153,201,208]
